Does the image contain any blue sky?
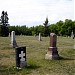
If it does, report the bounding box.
[0,0,74,27]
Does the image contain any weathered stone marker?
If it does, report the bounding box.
[74,45,75,49]
[9,33,10,37]
[11,31,17,48]
[15,47,27,68]
[45,33,59,60]
[39,33,41,41]
[71,31,74,39]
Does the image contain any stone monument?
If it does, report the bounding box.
[11,31,17,48]
[73,45,75,49]
[15,46,27,68]
[39,33,42,41]
[45,33,59,60]
[9,33,10,37]
[71,31,74,39]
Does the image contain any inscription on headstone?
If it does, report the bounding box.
[15,47,27,68]
[45,33,59,60]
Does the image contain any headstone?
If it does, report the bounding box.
[15,46,27,68]
[34,34,36,37]
[73,45,75,49]
[71,31,74,39]
[11,31,17,48]
[9,33,10,37]
[39,33,41,41]
[45,33,59,60]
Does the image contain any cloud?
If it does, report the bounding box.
[0,0,74,26]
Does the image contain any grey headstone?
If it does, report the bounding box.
[38,33,42,41]
[71,31,74,39]
[11,31,17,48]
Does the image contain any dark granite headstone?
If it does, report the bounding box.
[15,47,27,68]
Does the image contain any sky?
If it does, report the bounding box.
[0,0,74,27]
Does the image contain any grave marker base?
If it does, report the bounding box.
[10,41,18,48]
[45,47,59,60]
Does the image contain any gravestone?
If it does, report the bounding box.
[34,34,36,37]
[73,45,75,49]
[73,38,75,49]
[45,33,59,60]
[11,31,17,48]
[71,31,74,39]
[15,46,27,68]
[39,33,41,41]
[9,33,10,37]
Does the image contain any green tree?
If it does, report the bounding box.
[49,24,58,34]
[61,19,73,36]
[0,11,9,36]
[56,20,64,35]
[43,17,49,36]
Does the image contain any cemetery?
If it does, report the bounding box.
[0,35,75,75]
[0,9,75,74]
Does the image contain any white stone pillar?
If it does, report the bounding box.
[39,33,41,41]
[11,31,17,48]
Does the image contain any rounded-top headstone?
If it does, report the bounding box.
[39,33,42,41]
[50,33,57,47]
[11,31,15,41]
[11,31,17,48]
[45,33,59,60]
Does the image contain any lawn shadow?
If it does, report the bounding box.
[0,65,8,73]
[25,64,41,69]
[59,56,75,60]
[0,64,21,74]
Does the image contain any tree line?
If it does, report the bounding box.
[9,19,75,37]
[0,11,75,37]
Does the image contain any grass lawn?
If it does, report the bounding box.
[0,36,75,75]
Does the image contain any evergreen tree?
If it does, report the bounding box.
[0,11,9,36]
[43,17,49,37]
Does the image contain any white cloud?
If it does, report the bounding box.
[0,0,74,26]
[74,0,75,20]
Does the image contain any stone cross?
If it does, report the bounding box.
[11,31,17,48]
[45,33,59,60]
[15,47,27,68]
[19,51,25,62]
[39,33,41,41]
